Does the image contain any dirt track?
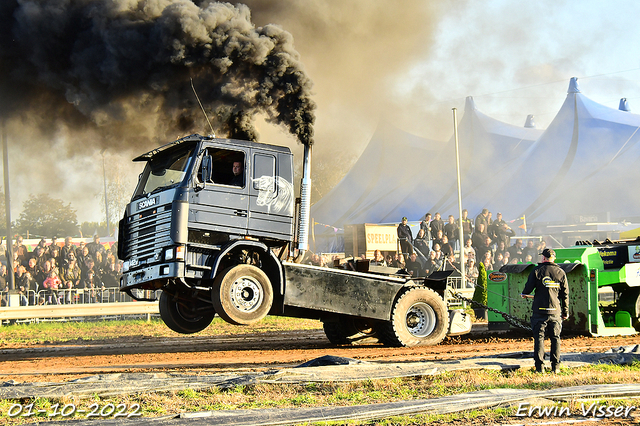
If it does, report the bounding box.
[1,327,638,384]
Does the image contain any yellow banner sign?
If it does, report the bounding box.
[364,224,398,251]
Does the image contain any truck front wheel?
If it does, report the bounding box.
[378,287,449,347]
[159,291,215,334]
[212,265,274,325]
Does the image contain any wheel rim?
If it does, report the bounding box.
[175,302,204,322]
[353,319,375,335]
[229,276,264,313]
[405,302,437,337]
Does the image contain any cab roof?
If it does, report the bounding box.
[133,134,292,162]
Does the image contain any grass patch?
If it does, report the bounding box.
[2,365,639,424]
[1,319,639,424]
[1,364,640,424]
[0,316,323,346]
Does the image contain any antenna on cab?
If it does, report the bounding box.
[190,78,216,138]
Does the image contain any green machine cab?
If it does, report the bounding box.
[487,239,640,336]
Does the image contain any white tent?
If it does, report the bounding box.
[311,123,443,227]
[419,96,544,218]
[495,78,640,222]
[311,96,543,229]
[311,77,640,256]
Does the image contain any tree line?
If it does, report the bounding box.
[0,191,118,239]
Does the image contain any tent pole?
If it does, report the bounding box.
[453,108,465,289]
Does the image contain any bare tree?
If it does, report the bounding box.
[98,159,136,236]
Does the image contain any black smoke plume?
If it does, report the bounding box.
[0,0,315,147]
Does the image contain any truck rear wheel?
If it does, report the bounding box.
[212,265,274,326]
[322,315,379,345]
[159,291,215,334]
[378,287,449,347]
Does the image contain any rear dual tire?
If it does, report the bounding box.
[378,287,449,347]
[322,315,379,345]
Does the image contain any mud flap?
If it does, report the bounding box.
[448,309,472,336]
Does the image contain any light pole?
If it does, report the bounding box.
[453,108,465,289]
[2,121,15,291]
[101,149,110,236]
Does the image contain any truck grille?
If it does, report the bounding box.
[121,204,173,268]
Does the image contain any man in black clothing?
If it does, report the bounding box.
[420,213,432,242]
[521,248,569,373]
[424,250,441,276]
[443,253,460,272]
[489,212,505,241]
[460,209,474,243]
[440,235,454,258]
[229,161,245,186]
[60,237,77,264]
[47,237,59,257]
[413,228,430,260]
[508,239,524,263]
[443,215,458,245]
[475,235,492,266]
[405,253,423,277]
[13,235,28,267]
[494,221,515,248]
[86,235,106,262]
[472,223,489,250]
[475,208,489,234]
[429,212,445,242]
[522,239,538,262]
[397,217,413,262]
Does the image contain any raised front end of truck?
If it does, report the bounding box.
[119,134,465,346]
[118,134,295,334]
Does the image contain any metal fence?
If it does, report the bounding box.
[1,287,159,307]
[445,276,474,308]
[0,287,161,325]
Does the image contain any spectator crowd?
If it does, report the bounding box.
[1,235,122,306]
[303,208,547,294]
[389,209,548,286]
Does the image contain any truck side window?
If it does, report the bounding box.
[253,154,276,193]
[198,148,245,187]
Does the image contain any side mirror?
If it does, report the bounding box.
[201,155,212,183]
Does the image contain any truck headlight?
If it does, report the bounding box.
[164,246,185,261]
[122,261,130,273]
[165,248,174,261]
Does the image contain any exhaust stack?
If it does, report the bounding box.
[297,143,312,254]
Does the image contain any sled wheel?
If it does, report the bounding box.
[322,315,379,345]
[159,291,215,334]
[212,265,273,325]
[618,287,640,331]
[378,287,449,347]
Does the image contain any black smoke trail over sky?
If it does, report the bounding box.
[0,0,315,148]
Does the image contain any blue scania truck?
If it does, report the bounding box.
[118,134,472,346]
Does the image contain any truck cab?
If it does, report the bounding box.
[119,134,295,333]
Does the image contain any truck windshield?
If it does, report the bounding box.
[133,145,195,199]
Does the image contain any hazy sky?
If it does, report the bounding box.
[411,0,640,131]
[4,0,640,227]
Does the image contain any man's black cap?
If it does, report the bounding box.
[540,248,556,258]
